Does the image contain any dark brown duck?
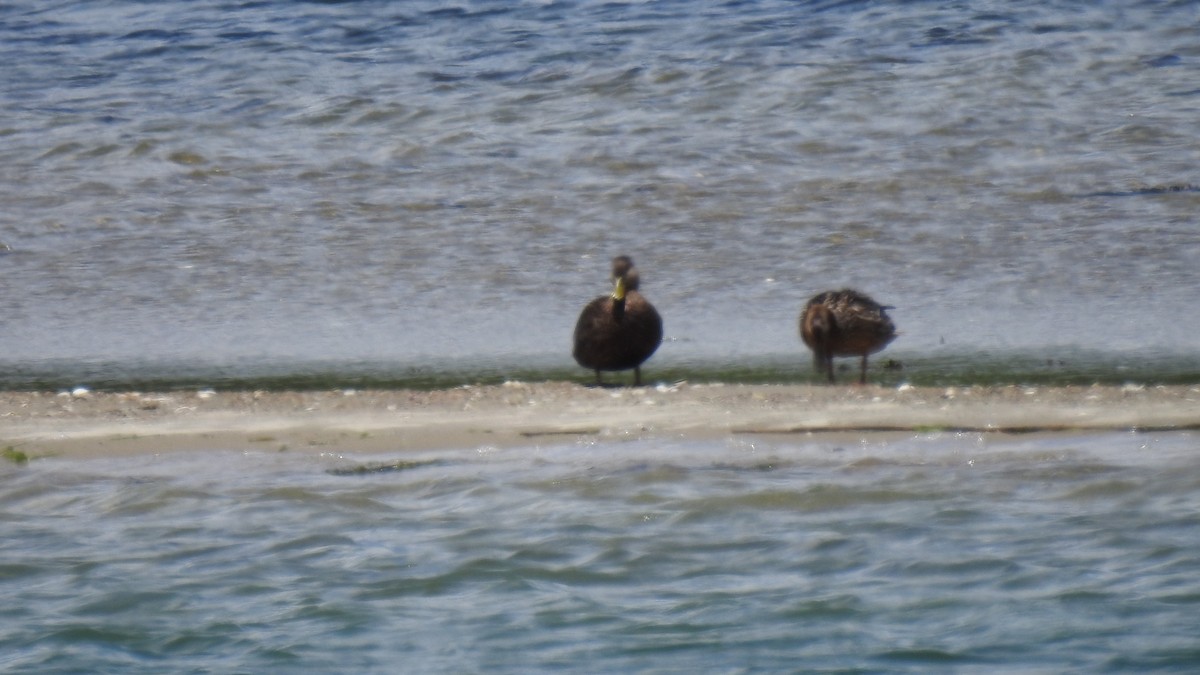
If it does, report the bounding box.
[799,289,896,384]
[572,255,663,386]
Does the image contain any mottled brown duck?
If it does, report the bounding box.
[572,255,663,386]
[799,288,896,384]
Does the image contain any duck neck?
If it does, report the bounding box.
[611,276,628,320]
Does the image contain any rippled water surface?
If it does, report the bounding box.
[2,1,1199,387]
[2,432,1199,672]
[3,6,1200,667]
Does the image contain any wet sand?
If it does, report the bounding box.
[3,382,1199,459]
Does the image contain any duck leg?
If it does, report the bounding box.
[812,348,834,383]
[823,350,836,383]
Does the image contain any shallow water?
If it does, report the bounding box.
[4,6,1199,667]
[2,1,1200,388]
[2,431,1199,672]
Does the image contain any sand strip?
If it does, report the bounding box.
[2,382,1199,458]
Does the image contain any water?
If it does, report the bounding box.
[3,431,1199,672]
[2,1,1200,389]
[3,4,1200,670]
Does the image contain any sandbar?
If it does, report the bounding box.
[2,382,1199,459]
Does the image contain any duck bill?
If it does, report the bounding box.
[611,276,627,302]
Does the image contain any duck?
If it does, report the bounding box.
[799,288,896,384]
[572,255,663,386]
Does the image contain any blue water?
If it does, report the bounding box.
[2,0,1200,388]
[3,2,1200,671]
[3,431,1200,672]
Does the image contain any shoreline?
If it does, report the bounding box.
[3,382,1199,460]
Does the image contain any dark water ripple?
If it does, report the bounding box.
[2,433,1199,671]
